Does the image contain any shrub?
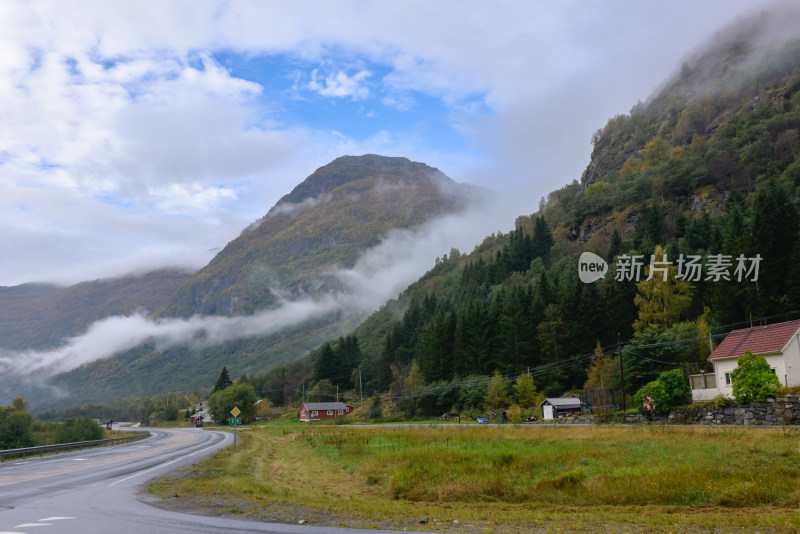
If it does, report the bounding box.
[731,351,781,403]
[55,417,104,444]
[657,368,692,407]
[0,408,35,449]
[634,368,692,417]
[635,380,669,417]
[208,383,257,424]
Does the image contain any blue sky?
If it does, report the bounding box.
[214,50,482,154]
[0,0,780,286]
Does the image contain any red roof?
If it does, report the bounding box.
[709,319,800,360]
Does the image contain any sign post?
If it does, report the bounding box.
[230,406,241,451]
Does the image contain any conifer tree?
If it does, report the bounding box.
[531,215,554,265]
[213,366,233,393]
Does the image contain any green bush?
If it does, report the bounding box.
[0,408,35,449]
[635,380,669,417]
[731,351,781,403]
[208,383,257,424]
[634,369,692,417]
[657,369,692,407]
[54,417,104,444]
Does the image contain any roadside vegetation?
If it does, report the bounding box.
[150,425,800,532]
[0,397,106,449]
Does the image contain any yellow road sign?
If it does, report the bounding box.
[231,406,241,417]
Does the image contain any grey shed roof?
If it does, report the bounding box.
[539,397,582,409]
[302,402,349,411]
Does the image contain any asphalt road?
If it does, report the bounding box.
[0,427,429,534]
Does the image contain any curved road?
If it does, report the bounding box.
[0,428,427,534]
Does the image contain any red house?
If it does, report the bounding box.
[299,402,354,422]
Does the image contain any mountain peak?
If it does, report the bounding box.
[281,154,452,206]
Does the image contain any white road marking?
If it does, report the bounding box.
[72,458,88,461]
[108,440,226,487]
[15,523,50,527]
[39,517,74,521]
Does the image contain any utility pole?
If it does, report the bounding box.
[359,370,363,407]
[336,384,339,402]
[617,333,626,412]
[457,378,462,424]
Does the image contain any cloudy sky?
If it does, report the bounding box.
[0,0,769,287]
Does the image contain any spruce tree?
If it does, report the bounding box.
[213,366,233,393]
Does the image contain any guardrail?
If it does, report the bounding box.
[0,432,150,463]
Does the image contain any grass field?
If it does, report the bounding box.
[149,424,800,532]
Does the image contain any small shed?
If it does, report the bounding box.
[299,402,353,422]
[190,410,214,425]
[539,398,582,420]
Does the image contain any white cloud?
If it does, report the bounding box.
[308,68,371,100]
[0,0,780,288]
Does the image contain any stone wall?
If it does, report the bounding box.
[667,395,800,425]
[544,395,800,425]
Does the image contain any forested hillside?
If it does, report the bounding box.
[244,12,800,415]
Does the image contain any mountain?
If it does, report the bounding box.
[244,7,800,412]
[0,270,190,350]
[161,154,469,316]
[3,154,476,409]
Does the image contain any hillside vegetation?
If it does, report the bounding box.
[243,10,800,414]
[18,8,800,418]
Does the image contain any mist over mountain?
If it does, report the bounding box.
[0,270,190,350]
[0,155,485,408]
[161,154,473,317]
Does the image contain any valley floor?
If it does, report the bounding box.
[146,424,800,533]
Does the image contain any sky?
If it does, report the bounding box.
[0,0,772,287]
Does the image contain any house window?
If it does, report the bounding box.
[311,411,318,417]
[724,372,732,385]
[327,410,333,415]
[337,410,343,415]
[771,368,777,374]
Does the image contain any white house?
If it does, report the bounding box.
[539,398,582,420]
[691,319,800,401]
